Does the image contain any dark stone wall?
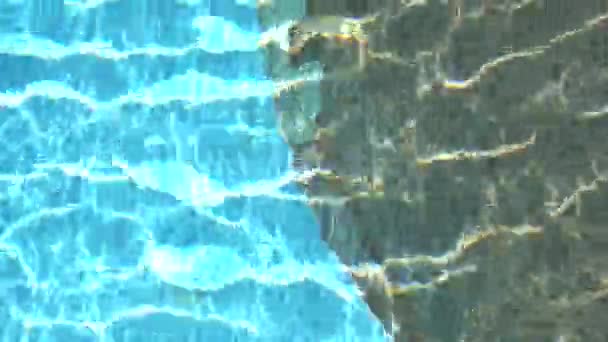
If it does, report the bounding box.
[260,1,608,340]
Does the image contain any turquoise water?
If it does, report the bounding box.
[0,0,387,341]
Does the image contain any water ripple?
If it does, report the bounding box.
[0,1,387,340]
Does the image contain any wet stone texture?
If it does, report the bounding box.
[259,0,608,341]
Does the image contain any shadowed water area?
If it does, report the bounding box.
[260,0,608,341]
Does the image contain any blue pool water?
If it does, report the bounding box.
[0,0,387,341]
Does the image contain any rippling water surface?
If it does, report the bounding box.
[0,0,387,340]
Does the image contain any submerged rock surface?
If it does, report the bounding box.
[260,0,608,340]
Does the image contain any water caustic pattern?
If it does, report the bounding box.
[0,0,386,341]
